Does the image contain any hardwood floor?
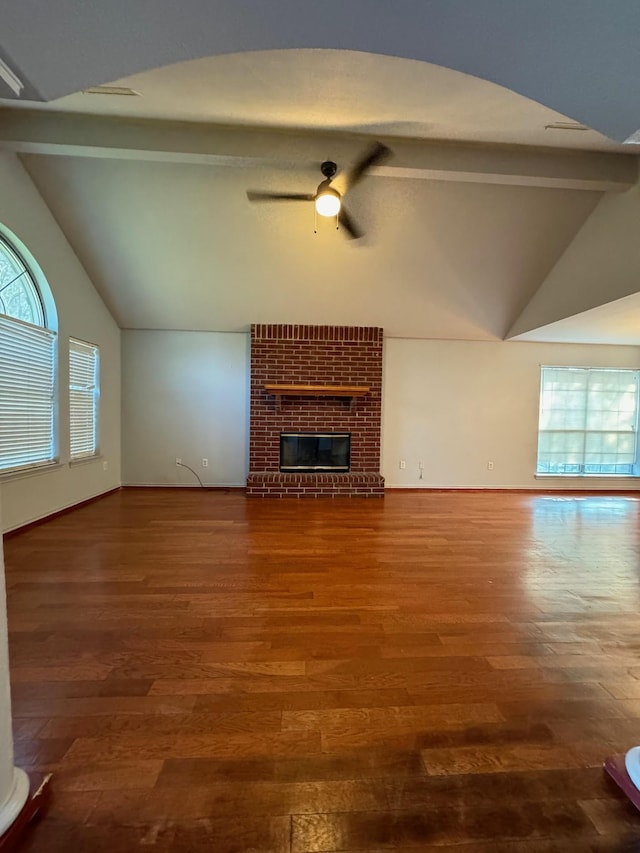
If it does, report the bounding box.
[4,488,640,851]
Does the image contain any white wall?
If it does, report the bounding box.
[121,330,640,491]
[0,505,15,814]
[382,338,640,488]
[121,330,248,486]
[0,152,121,532]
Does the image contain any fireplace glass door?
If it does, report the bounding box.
[280,433,350,473]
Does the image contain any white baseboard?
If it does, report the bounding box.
[122,482,245,488]
[384,482,640,490]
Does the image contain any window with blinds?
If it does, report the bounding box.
[537,367,640,475]
[0,314,56,473]
[69,338,99,460]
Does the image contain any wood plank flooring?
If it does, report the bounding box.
[4,488,640,851]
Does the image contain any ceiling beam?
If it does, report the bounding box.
[0,109,637,192]
[1,1,640,142]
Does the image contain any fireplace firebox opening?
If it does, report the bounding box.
[280,433,351,473]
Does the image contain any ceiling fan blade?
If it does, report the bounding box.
[332,141,391,195]
[338,206,364,240]
[247,191,315,202]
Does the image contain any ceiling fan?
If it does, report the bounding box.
[246,141,391,239]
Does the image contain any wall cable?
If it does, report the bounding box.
[176,461,204,488]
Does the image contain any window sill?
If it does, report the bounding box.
[535,473,640,479]
[69,454,102,468]
[0,461,62,483]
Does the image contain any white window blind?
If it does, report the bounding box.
[69,338,99,460]
[537,367,640,475]
[0,313,56,473]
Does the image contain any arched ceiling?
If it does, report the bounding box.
[0,4,639,344]
[1,0,640,142]
[6,50,623,153]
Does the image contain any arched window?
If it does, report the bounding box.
[0,231,57,473]
[0,236,45,327]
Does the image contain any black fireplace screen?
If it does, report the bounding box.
[280,433,351,473]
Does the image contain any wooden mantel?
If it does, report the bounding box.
[264,384,370,398]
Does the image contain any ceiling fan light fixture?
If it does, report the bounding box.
[315,188,341,218]
[246,142,391,240]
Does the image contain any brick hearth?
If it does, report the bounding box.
[248,324,384,498]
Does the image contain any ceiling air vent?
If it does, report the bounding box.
[83,86,140,96]
[544,121,589,131]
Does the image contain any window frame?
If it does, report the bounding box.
[68,337,100,462]
[0,233,58,477]
[0,233,45,327]
[536,365,640,478]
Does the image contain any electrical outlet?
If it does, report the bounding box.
[419,461,425,470]
[103,460,108,471]
[487,461,494,470]
[399,460,406,469]
[175,457,182,465]
[202,458,209,468]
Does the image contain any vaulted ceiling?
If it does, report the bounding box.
[20,152,601,340]
[0,5,639,343]
[2,1,640,143]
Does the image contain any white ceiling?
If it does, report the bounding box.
[7,51,625,153]
[513,292,640,346]
[0,6,638,344]
[21,154,600,339]
[2,0,640,142]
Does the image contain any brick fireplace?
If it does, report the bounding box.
[247,324,384,497]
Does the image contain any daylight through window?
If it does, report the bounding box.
[537,367,640,475]
[0,233,56,473]
[0,236,45,326]
[69,338,99,460]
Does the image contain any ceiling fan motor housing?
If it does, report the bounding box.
[320,160,338,179]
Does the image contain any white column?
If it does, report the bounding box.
[0,499,28,835]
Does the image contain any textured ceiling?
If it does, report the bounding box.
[1,4,639,344]
[2,1,640,143]
[21,154,600,339]
[5,51,624,153]
[513,292,640,346]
